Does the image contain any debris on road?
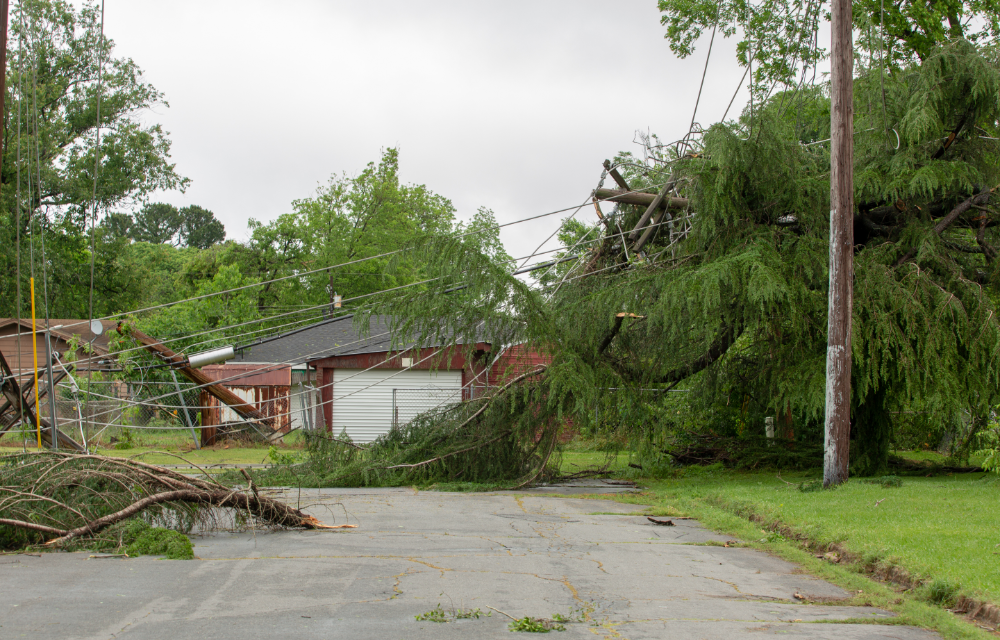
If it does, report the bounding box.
[0,452,353,551]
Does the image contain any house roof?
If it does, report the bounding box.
[0,318,116,355]
[233,315,481,365]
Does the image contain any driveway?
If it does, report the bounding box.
[1,487,939,639]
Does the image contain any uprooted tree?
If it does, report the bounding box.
[314,34,1000,482]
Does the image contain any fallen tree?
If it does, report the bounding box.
[344,38,1000,480]
[0,452,350,551]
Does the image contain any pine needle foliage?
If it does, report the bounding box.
[270,41,1000,485]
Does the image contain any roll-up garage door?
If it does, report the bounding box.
[331,368,462,443]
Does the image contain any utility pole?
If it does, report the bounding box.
[44,329,59,451]
[0,0,9,172]
[823,0,854,487]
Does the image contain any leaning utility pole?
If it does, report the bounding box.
[823,0,854,487]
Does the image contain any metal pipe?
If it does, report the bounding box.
[44,329,58,451]
[170,369,201,449]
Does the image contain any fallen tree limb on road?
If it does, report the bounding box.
[0,452,351,551]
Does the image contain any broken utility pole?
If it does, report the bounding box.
[593,188,688,211]
[823,0,854,487]
[119,324,282,444]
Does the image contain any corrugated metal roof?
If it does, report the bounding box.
[201,364,291,386]
[233,315,478,365]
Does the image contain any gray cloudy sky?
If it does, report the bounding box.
[103,1,750,260]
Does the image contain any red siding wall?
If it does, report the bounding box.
[309,343,550,431]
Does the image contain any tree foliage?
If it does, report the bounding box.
[130,202,225,248]
[657,0,1000,91]
[349,39,1000,481]
[0,0,187,319]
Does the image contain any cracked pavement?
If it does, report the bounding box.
[0,488,940,639]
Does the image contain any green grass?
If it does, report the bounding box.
[559,450,629,473]
[608,467,999,610]
[893,449,986,467]
[96,447,276,467]
[1,429,307,469]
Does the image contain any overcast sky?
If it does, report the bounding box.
[102,1,751,261]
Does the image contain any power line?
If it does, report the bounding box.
[53,195,655,335]
[54,228,634,366]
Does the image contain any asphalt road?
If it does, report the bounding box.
[1,486,939,639]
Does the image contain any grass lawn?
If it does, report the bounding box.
[613,467,999,609]
[559,450,629,473]
[0,429,307,468]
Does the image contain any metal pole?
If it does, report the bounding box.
[300,389,310,432]
[29,278,41,448]
[170,369,201,449]
[302,383,313,432]
[54,353,87,450]
[823,0,854,487]
[44,329,58,450]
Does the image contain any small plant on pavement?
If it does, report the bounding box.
[508,616,566,632]
[415,603,487,623]
[415,605,448,623]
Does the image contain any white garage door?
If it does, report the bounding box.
[331,368,463,443]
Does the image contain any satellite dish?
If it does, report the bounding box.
[90,319,104,336]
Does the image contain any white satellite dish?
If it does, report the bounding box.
[90,319,104,336]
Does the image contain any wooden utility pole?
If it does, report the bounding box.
[0,0,9,173]
[823,0,854,487]
[119,325,282,444]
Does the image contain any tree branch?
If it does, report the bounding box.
[896,187,993,266]
[655,324,740,385]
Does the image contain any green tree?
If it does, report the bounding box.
[131,203,181,245]
[359,40,1000,481]
[230,148,460,317]
[100,211,132,241]
[657,0,1000,91]
[0,0,188,318]
[296,147,457,308]
[178,205,225,249]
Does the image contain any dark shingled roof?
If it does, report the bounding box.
[233,315,474,365]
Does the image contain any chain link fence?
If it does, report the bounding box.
[7,378,490,447]
[33,380,204,447]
